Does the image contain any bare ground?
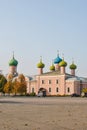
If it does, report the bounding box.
[0,97,87,130]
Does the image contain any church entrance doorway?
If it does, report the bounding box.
[38,88,46,97]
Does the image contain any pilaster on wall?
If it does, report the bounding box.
[59,75,66,95]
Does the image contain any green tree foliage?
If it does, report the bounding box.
[0,74,7,93]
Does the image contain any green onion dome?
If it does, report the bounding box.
[9,55,18,66]
[70,62,77,69]
[50,64,55,71]
[37,57,45,68]
[59,59,67,67]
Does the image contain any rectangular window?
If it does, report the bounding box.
[67,87,70,93]
[56,80,58,84]
[49,88,51,92]
[56,87,58,92]
[42,80,44,84]
[49,80,51,84]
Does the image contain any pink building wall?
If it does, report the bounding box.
[27,74,67,96]
[66,81,74,95]
[74,81,80,95]
[26,73,87,96]
[66,80,80,95]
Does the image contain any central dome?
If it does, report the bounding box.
[54,51,62,64]
[54,55,62,64]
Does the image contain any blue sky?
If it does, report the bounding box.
[0,0,87,77]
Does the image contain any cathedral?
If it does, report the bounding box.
[7,53,87,96]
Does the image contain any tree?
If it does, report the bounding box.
[81,88,87,97]
[13,74,27,95]
[0,74,7,93]
[17,74,27,95]
[4,81,13,94]
[17,82,26,95]
[12,79,20,95]
[4,74,27,95]
[82,88,87,93]
[18,74,25,82]
[7,74,13,81]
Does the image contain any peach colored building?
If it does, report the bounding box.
[7,53,87,96]
[26,54,87,96]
